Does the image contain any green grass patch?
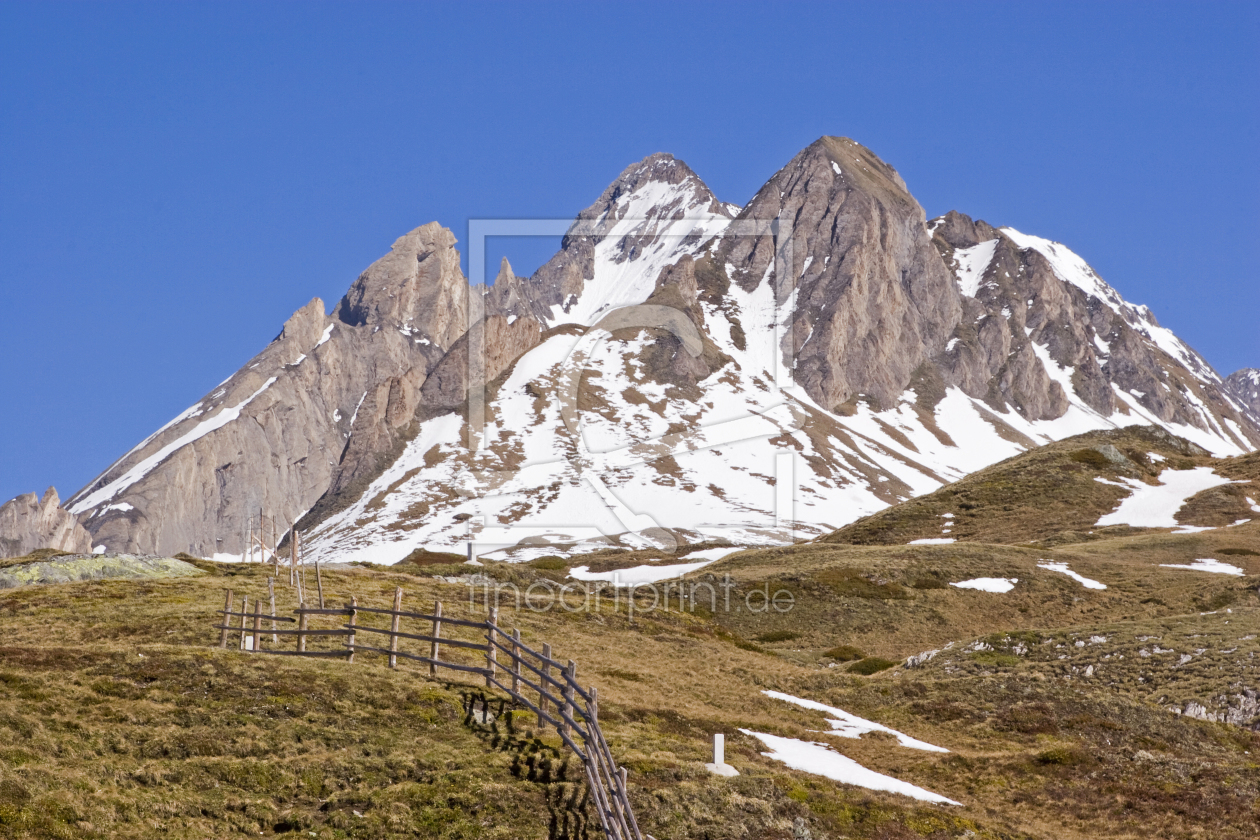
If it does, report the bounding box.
[848,657,897,675]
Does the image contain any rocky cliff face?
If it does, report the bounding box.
[0,488,92,558]
[63,222,470,557]
[1224,369,1260,424]
[7,136,1255,562]
[717,137,963,413]
[929,211,1252,445]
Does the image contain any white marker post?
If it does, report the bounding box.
[705,733,739,777]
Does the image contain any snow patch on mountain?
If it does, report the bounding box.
[70,377,278,515]
[550,174,729,327]
[1095,467,1237,529]
[953,239,998,297]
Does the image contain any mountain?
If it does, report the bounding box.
[13,137,1256,562]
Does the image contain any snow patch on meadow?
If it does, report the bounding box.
[1037,561,1106,590]
[762,691,948,752]
[1159,559,1245,577]
[1096,467,1236,529]
[739,730,960,805]
[950,577,1017,593]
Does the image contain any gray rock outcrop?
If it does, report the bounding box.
[0,553,203,589]
[1224,369,1260,423]
[0,487,92,558]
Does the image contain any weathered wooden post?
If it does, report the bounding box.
[296,603,308,653]
[389,586,403,668]
[290,523,297,586]
[511,628,522,694]
[267,577,278,645]
[618,766,633,834]
[560,660,576,737]
[346,596,358,663]
[238,595,250,649]
[251,601,262,652]
[220,589,234,648]
[540,643,553,721]
[428,599,443,676]
[485,606,498,688]
[314,554,325,609]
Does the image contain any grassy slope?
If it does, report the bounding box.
[1,524,1258,839]
[821,426,1257,547]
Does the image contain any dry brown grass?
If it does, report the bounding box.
[0,542,1256,838]
[822,426,1254,547]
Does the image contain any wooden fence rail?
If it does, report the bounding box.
[213,585,648,840]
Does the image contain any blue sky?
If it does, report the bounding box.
[1,1,1257,504]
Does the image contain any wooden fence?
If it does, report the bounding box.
[213,586,649,840]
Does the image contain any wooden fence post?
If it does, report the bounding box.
[267,577,278,645]
[297,603,308,653]
[220,589,234,648]
[429,600,443,676]
[540,643,553,723]
[511,629,522,694]
[485,607,498,688]
[560,660,576,738]
[618,766,633,837]
[389,586,403,668]
[238,595,250,649]
[251,601,262,652]
[346,597,358,663]
[314,555,325,609]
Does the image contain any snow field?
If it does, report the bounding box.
[950,578,1018,593]
[1096,467,1237,529]
[1159,559,1246,577]
[739,730,961,805]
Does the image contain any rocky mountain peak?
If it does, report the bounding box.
[332,221,468,349]
[277,297,329,349]
[0,486,92,558]
[493,257,516,286]
[929,210,1001,251]
[592,152,723,217]
[717,136,962,411]
[506,152,733,329]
